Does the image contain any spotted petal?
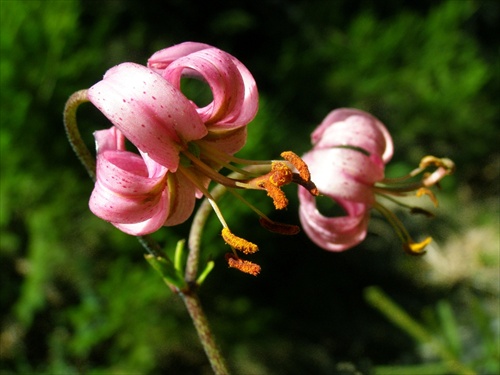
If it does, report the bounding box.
[148,42,258,131]
[298,185,370,251]
[89,130,169,235]
[312,108,393,163]
[88,62,207,171]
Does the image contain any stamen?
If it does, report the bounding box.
[259,217,300,235]
[243,161,294,209]
[263,181,289,210]
[373,202,432,255]
[181,150,243,188]
[419,156,455,172]
[194,140,271,178]
[422,163,455,187]
[225,254,261,276]
[403,237,432,256]
[292,174,319,196]
[380,156,455,188]
[221,227,258,254]
[416,187,438,207]
[377,193,435,217]
[281,150,319,196]
[269,161,293,186]
[196,139,274,167]
[177,165,230,229]
[281,151,311,181]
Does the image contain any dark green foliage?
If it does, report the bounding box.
[1,0,498,374]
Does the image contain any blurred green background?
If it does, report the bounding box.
[1,0,498,374]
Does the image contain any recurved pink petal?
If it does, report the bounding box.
[94,126,126,153]
[161,48,243,125]
[303,148,383,204]
[147,42,212,71]
[298,186,370,251]
[111,189,170,235]
[88,62,207,171]
[163,172,198,226]
[312,108,393,163]
[89,127,170,235]
[198,126,248,159]
[148,42,258,130]
[89,150,167,223]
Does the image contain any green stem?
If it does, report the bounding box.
[182,181,237,373]
[63,89,95,180]
[180,291,231,375]
[185,182,227,282]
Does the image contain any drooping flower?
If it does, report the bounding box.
[84,42,318,274]
[298,108,454,254]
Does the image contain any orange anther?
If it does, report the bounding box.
[281,151,311,181]
[403,237,432,256]
[269,161,293,187]
[416,187,438,207]
[225,254,261,276]
[221,228,259,254]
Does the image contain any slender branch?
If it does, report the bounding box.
[180,291,230,375]
[63,89,96,181]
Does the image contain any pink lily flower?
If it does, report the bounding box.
[86,43,319,273]
[87,41,260,235]
[299,108,454,254]
[298,109,392,251]
[64,41,320,275]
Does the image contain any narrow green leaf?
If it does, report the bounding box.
[144,254,185,289]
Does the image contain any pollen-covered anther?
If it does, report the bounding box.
[420,155,455,172]
[221,227,259,254]
[262,181,289,210]
[269,161,293,187]
[225,254,261,276]
[281,151,311,181]
[416,187,438,207]
[262,161,294,209]
[403,237,432,256]
[281,151,319,196]
[259,217,300,235]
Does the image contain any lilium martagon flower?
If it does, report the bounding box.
[84,42,319,275]
[298,108,455,255]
